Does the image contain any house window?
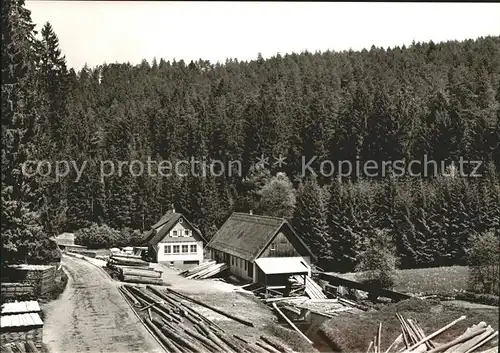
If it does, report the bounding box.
[173,245,180,254]
[190,244,197,253]
[172,230,178,237]
[270,242,276,251]
[164,245,171,254]
[236,258,239,267]
[244,260,247,271]
[182,245,188,254]
[185,230,190,236]
[231,256,234,265]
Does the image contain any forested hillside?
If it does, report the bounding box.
[2,0,499,269]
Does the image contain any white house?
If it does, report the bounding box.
[144,209,206,268]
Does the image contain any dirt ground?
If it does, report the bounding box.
[151,262,238,294]
[41,255,163,353]
[50,255,308,351]
[150,262,280,338]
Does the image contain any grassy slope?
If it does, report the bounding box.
[319,298,499,353]
[332,266,469,296]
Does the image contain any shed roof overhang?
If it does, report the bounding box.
[254,257,309,276]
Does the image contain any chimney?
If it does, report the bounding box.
[249,210,253,215]
[172,204,176,213]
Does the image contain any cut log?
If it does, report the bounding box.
[198,264,228,279]
[464,331,498,353]
[146,286,192,319]
[182,261,216,276]
[119,286,140,306]
[272,302,313,345]
[425,328,488,353]
[377,322,382,353]
[121,268,162,278]
[383,334,402,353]
[187,263,227,279]
[338,297,369,311]
[14,342,26,353]
[167,288,255,327]
[121,275,163,285]
[183,327,221,352]
[256,341,281,353]
[407,319,435,349]
[366,341,373,353]
[25,341,40,353]
[110,256,149,266]
[403,315,467,352]
[234,335,251,344]
[249,343,270,353]
[215,332,249,353]
[112,253,143,259]
[207,331,236,353]
[153,318,207,353]
[263,296,309,303]
[475,347,498,353]
[144,317,183,353]
[454,326,494,353]
[260,335,293,353]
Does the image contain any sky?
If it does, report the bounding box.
[26,1,500,71]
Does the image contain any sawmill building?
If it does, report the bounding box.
[206,212,316,286]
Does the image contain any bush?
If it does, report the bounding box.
[29,238,62,264]
[118,227,145,247]
[355,229,397,293]
[467,231,499,295]
[74,224,146,249]
[455,291,499,306]
[75,223,120,249]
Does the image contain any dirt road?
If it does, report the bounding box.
[42,255,163,353]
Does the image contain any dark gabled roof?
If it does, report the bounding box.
[146,211,206,246]
[206,212,315,262]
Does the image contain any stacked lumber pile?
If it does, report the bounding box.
[1,341,39,353]
[107,255,163,285]
[366,314,498,353]
[292,276,326,299]
[180,261,228,280]
[119,284,295,353]
[304,277,327,299]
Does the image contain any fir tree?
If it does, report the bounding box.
[293,176,330,268]
[258,172,296,219]
[1,0,48,263]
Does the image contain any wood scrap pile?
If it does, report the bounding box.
[179,261,228,280]
[366,314,498,353]
[1,341,39,353]
[107,255,163,285]
[118,284,295,353]
[264,296,360,321]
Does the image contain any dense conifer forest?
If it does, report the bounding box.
[2,0,499,270]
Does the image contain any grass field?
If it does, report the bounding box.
[319,298,499,353]
[333,266,469,296]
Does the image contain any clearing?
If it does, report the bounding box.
[329,266,469,296]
